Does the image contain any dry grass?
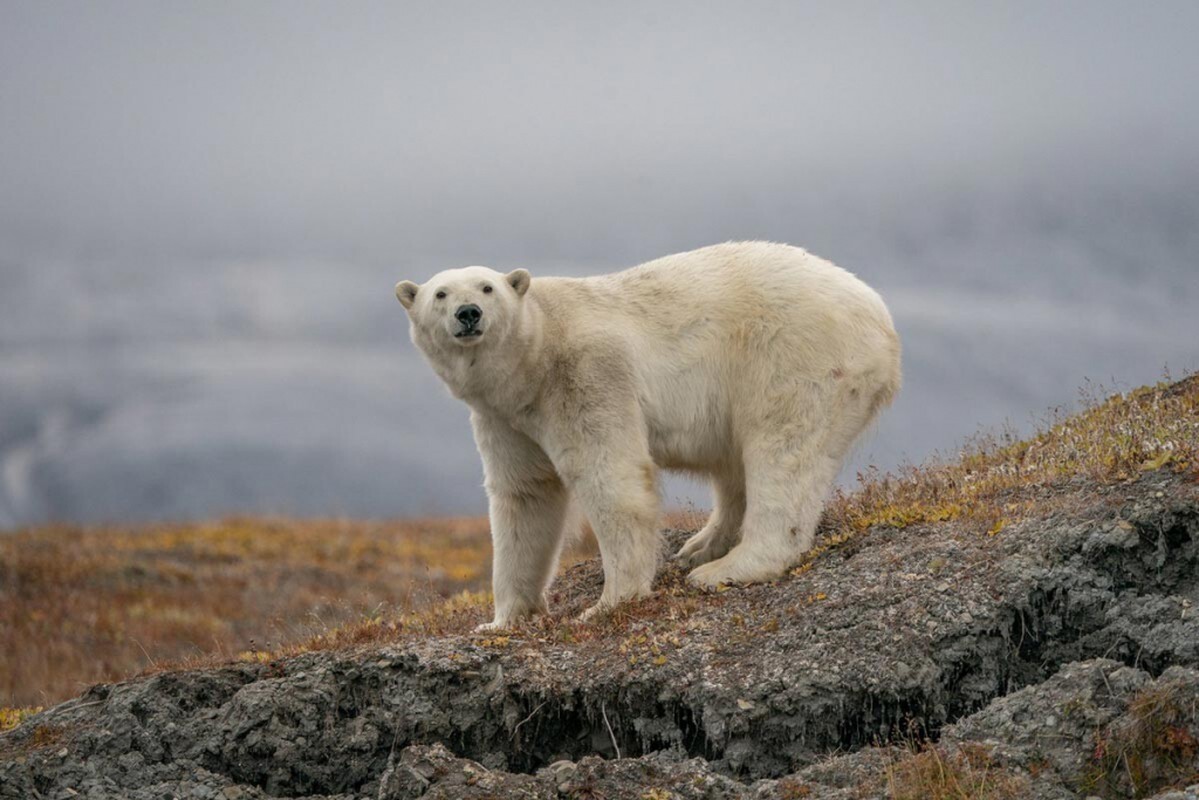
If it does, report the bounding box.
[1083,676,1199,798]
[885,742,1028,800]
[798,373,1199,575]
[0,516,494,707]
[0,720,72,760]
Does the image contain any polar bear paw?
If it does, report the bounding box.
[686,561,739,591]
[674,527,736,570]
[578,602,611,622]
[474,620,511,633]
[687,547,779,589]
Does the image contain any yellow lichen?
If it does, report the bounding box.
[0,706,42,731]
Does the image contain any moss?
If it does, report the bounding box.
[641,789,672,800]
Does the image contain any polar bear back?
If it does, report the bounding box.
[527,241,900,471]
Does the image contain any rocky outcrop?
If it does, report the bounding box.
[2,468,1197,799]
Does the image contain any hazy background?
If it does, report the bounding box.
[1,2,1196,527]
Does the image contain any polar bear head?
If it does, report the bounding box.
[395,266,532,355]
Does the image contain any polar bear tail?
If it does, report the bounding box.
[866,326,903,419]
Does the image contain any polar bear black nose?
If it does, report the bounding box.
[455,304,482,327]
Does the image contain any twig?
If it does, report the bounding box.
[45,699,107,718]
[131,639,157,670]
[1098,663,1115,699]
[600,700,622,759]
[388,712,402,763]
[511,700,548,741]
[1121,749,1136,793]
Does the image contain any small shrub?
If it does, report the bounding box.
[885,742,1027,800]
[1083,677,1199,797]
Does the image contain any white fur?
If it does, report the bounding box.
[396,242,901,627]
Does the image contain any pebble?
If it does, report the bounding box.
[546,759,577,788]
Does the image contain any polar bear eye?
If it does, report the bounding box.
[435,290,446,300]
[482,285,493,294]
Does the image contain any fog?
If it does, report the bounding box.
[1,2,1197,525]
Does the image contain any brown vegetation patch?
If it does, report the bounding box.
[1083,674,1199,798]
[0,720,72,760]
[809,373,1199,569]
[884,742,1028,800]
[0,516,493,706]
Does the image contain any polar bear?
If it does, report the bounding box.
[395,242,900,627]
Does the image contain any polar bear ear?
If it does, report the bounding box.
[505,269,531,297]
[395,280,419,310]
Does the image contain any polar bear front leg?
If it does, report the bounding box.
[471,413,570,631]
[540,346,662,619]
[544,429,660,619]
[569,463,660,620]
[481,483,569,630]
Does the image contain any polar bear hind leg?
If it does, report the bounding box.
[687,375,885,588]
[674,465,747,570]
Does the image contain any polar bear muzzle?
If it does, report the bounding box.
[454,304,484,338]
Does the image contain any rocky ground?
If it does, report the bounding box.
[2,382,1198,799]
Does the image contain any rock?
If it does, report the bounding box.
[543,758,577,788]
[1148,785,1199,800]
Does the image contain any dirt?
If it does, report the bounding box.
[2,468,1197,799]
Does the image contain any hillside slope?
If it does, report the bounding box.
[2,377,1197,799]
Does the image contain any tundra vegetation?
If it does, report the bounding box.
[0,516,496,708]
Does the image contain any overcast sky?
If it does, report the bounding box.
[1,2,1197,525]
[3,2,1197,263]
